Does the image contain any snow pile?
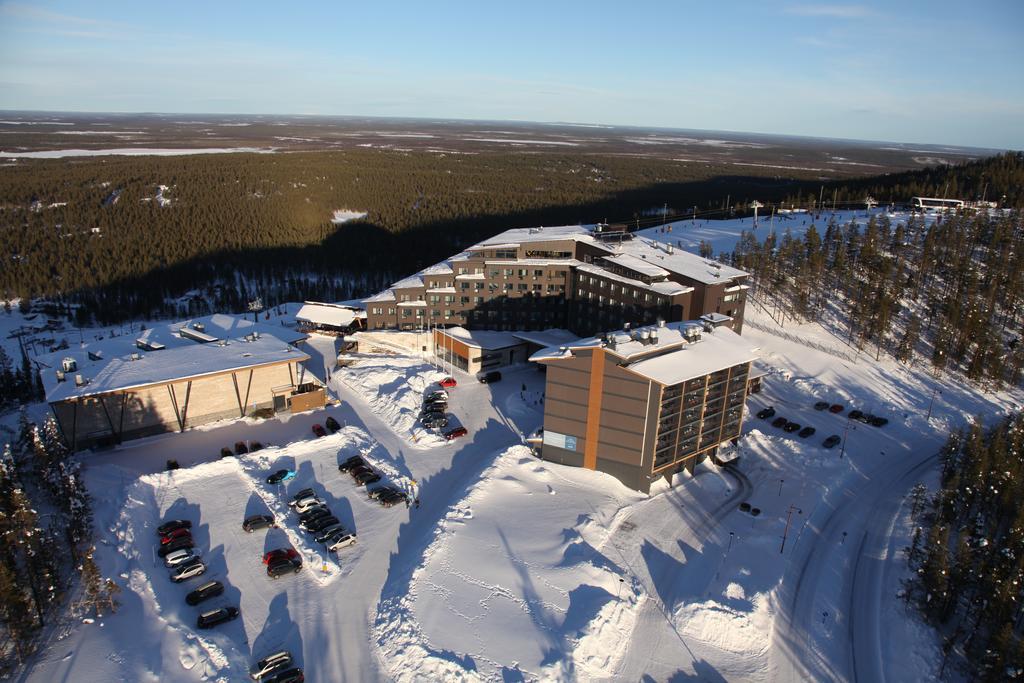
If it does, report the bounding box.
[673,592,773,657]
[330,209,368,224]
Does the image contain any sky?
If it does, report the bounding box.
[0,1,1021,149]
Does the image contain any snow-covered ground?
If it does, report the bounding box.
[0,148,276,159]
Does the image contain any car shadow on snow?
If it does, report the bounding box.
[263,525,293,557]
[245,491,272,518]
[250,591,304,672]
[327,401,415,481]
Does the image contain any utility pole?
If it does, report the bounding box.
[839,414,853,459]
[751,201,764,228]
[662,203,668,229]
[780,504,803,553]
[927,387,942,420]
[818,185,825,213]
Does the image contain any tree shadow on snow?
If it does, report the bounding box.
[251,592,304,670]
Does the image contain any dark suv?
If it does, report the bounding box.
[197,606,239,628]
[186,580,224,606]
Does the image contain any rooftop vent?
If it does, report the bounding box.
[56,370,65,383]
[650,329,659,345]
[130,352,141,361]
[657,318,665,328]
[192,322,206,332]
[667,244,674,254]
[87,350,103,361]
[74,374,86,387]
[61,357,77,373]
[641,330,651,345]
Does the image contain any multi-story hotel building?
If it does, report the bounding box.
[530,320,758,493]
[364,224,748,336]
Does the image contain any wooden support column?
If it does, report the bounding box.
[118,393,128,443]
[242,370,254,416]
[167,385,183,431]
[97,395,117,439]
[71,400,78,452]
[231,373,244,417]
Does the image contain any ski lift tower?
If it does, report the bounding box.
[864,196,878,212]
[248,297,264,324]
[750,201,764,228]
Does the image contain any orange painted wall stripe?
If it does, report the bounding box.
[583,349,605,470]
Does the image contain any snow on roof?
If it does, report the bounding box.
[425,287,457,294]
[295,302,360,328]
[601,253,670,278]
[701,312,733,324]
[363,290,396,303]
[420,262,454,275]
[483,258,580,267]
[38,314,309,402]
[609,237,748,285]
[455,273,486,280]
[510,329,579,348]
[396,300,427,307]
[625,327,757,386]
[390,275,425,290]
[472,225,593,248]
[575,263,693,297]
[438,327,524,350]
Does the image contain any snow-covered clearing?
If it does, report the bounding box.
[330,209,368,224]
[0,148,276,159]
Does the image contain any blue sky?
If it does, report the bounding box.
[0,1,1021,148]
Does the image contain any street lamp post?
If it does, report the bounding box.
[839,414,853,460]
[780,504,803,554]
[927,387,942,420]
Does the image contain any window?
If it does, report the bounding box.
[533,284,543,291]
[461,282,470,290]
[504,283,514,291]
[444,295,455,303]
[461,296,470,304]
[518,283,528,291]
[518,269,528,278]
[534,269,544,277]
[495,249,517,259]
[429,295,440,304]
[491,269,500,277]
[504,268,514,277]
[458,267,467,275]
[388,308,395,315]
[474,296,484,304]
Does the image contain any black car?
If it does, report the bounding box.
[353,470,381,486]
[849,410,870,423]
[314,525,348,544]
[422,416,449,429]
[289,488,316,505]
[266,469,295,485]
[325,416,341,433]
[197,606,239,629]
[298,506,331,524]
[813,401,830,411]
[771,416,788,429]
[267,557,302,578]
[302,516,340,533]
[756,407,776,420]
[477,370,502,384]
[823,435,841,449]
[250,442,264,452]
[186,580,224,606]
[157,519,192,536]
[243,515,276,533]
[798,426,816,438]
[220,447,234,458]
[264,667,305,683]
[235,441,249,455]
[158,536,195,558]
[338,456,365,473]
[380,491,408,508]
[783,421,801,433]
[869,416,889,427]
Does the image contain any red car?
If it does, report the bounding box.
[161,527,192,545]
[444,426,468,441]
[311,424,327,438]
[829,404,844,414]
[263,548,300,565]
[439,377,457,389]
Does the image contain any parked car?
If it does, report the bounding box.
[161,527,192,545]
[293,497,324,513]
[264,667,304,683]
[327,533,358,552]
[220,447,234,458]
[849,409,868,423]
[157,519,192,536]
[250,651,293,681]
[243,514,276,533]
[325,416,341,433]
[235,441,249,455]
[353,470,381,487]
[304,515,340,533]
[379,490,408,508]
[186,580,224,606]
[263,548,300,565]
[798,426,816,438]
[419,408,446,421]
[425,390,448,402]
[439,377,457,388]
[311,424,327,438]
[422,415,449,429]
[297,506,331,525]
[813,401,830,411]
[421,401,447,414]
[337,456,365,473]
[170,558,206,583]
[158,537,195,557]
[869,416,889,427]
[823,435,841,449]
[477,370,502,384]
[756,407,776,420]
[289,488,316,505]
[444,426,468,441]
[367,486,397,501]
[266,469,296,485]
[197,606,239,629]
[164,548,199,568]
[314,524,348,544]
[267,556,302,578]
[829,404,844,414]
[783,421,801,433]
[771,416,788,429]
[250,442,264,452]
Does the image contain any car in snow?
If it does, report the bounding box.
[756,407,776,420]
[444,426,468,441]
[311,424,327,438]
[325,416,341,433]
[170,558,206,583]
[301,515,340,533]
[422,415,449,430]
[263,667,304,683]
[783,421,801,433]
[823,435,841,449]
[352,470,382,487]
[266,469,296,485]
[267,556,303,578]
[164,548,199,568]
[297,506,331,524]
[869,416,889,427]
[439,377,457,388]
[157,536,195,557]
[186,580,224,606]
[424,390,448,402]
[327,533,358,552]
[288,488,316,505]
[250,651,293,680]
[242,514,276,533]
[771,416,788,429]
[798,426,816,438]
[848,409,869,423]
[829,404,844,414]
[293,496,324,513]
[314,524,348,544]
[337,456,366,473]
[220,447,234,458]
[157,519,192,536]
[197,606,239,629]
[367,486,397,501]
[477,370,502,384]
[160,527,192,545]
[235,441,249,455]
[263,548,300,565]
[419,407,446,421]
[379,490,408,508]
[813,401,830,411]
[250,442,264,452]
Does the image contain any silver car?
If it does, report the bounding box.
[293,496,324,513]
[164,548,199,568]
[327,533,357,552]
[250,650,293,680]
[170,558,207,583]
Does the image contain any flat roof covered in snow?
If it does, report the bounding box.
[295,302,363,328]
[608,237,748,285]
[625,327,757,386]
[437,327,525,350]
[471,225,594,248]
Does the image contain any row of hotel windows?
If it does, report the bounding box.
[577,288,664,307]
[581,275,667,303]
[424,269,569,289]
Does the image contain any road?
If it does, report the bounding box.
[771,450,939,683]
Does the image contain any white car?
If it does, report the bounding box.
[164,548,199,568]
[293,496,324,513]
[249,650,292,680]
[170,559,207,582]
[327,533,357,552]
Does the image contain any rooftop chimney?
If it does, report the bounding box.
[61,357,77,373]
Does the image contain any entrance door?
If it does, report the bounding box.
[273,394,288,413]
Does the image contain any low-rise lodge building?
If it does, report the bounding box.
[39,314,324,451]
[531,319,758,493]
[295,301,366,336]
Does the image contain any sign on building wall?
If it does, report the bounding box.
[543,430,578,451]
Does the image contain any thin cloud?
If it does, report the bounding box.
[785,4,874,19]
[0,2,106,26]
